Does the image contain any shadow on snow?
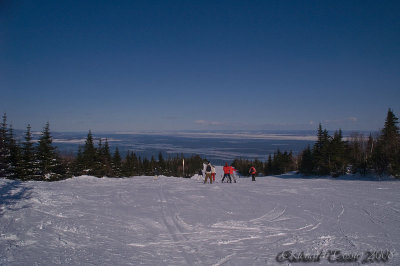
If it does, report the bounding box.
[0,179,33,216]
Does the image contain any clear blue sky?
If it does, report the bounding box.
[1,0,399,132]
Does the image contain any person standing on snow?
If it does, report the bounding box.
[204,162,213,184]
[230,166,237,183]
[222,162,232,183]
[249,166,257,181]
[211,165,216,182]
[153,167,159,180]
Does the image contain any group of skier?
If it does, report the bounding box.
[201,162,257,184]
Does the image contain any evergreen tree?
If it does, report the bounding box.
[184,154,203,177]
[37,122,64,180]
[271,150,281,174]
[264,154,273,175]
[121,152,131,176]
[143,157,151,175]
[95,138,104,177]
[158,152,165,174]
[299,146,313,175]
[8,125,22,179]
[122,151,138,177]
[150,155,157,174]
[348,132,368,175]
[21,124,39,180]
[374,109,400,176]
[312,124,331,175]
[100,138,113,177]
[253,158,263,175]
[330,129,348,176]
[112,147,122,177]
[72,146,84,176]
[0,113,12,178]
[82,130,97,175]
[135,154,142,175]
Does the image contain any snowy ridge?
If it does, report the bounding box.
[0,173,399,265]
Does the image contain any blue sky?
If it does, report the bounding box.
[1,0,399,132]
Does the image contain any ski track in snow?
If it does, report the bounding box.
[1,169,400,265]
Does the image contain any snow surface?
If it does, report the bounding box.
[1,167,399,265]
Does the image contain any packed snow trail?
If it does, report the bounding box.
[0,173,399,265]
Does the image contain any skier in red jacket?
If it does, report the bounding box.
[222,162,232,183]
[249,166,256,181]
[229,166,237,183]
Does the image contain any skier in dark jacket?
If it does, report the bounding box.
[249,166,256,181]
[204,162,213,184]
[153,168,159,180]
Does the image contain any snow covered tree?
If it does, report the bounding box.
[37,122,64,180]
[0,113,12,178]
[21,124,39,180]
[7,125,22,179]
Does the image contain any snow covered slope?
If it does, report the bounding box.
[1,173,399,265]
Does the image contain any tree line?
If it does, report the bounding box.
[70,130,204,178]
[232,150,297,177]
[299,109,400,177]
[1,109,399,181]
[229,109,400,178]
[0,114,203,181]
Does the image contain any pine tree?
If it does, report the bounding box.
[72,146,84,176]
[374,109,400,176]
[82,130,97,175]
[299,146,314,175]
[272,150,283,174]
[381,109,399,142]
[121,152,131,176]
[100,138,113,177]
[134,154,142,175]
[95,138,103,177]
[150,155,157,174]
[37,122,64,180]
[264,154,273,175]
[184,154,203,176]
[112,147,122,177]
[21,124,39,180]
[143,157,151,175]
[122,151,138,177]
[8,125,21,179]
[158,152,165,174]
[312,124,331,175]
[0,113,12,178]
[330,129,348,177]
